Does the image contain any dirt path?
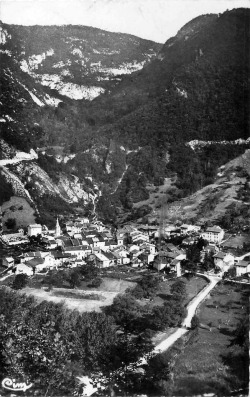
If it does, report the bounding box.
[153,275,220,353]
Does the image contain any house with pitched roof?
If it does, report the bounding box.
[20,251,55,269]
[42,236,58,249]
[28,224,42,237]
[103,251,116,267]
[164,225,179,237]
[213,251,234,271]
[140,242,156,255]
[131,257,143,268]
[153,251,169,271]
[50,251,75,267]
[180,224,201,235]
[201,226,225,244]
[171,258,182,276]
[112,247,130,265]
[64,245,91,260]
[25,258,48,273]
[94,252,111,268]
[116,229,127,245]
[235,260,250,277]
[2,256,14,268]
[15,262,33,276]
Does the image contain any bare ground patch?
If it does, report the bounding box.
[22,278,136,313]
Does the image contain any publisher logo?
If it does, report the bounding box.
[2,378,33,392]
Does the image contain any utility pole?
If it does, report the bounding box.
[158,196,167,250]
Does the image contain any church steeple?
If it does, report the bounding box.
[55,217,61,237]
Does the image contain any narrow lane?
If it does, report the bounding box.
[153,275,220,353]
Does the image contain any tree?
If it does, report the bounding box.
[184,259,198,277]
[68,268,81,288]
[96,329,154,396]
[144,352,171,394]
[190,314,200,329]
[231,318,248,350]
[88,277,102,288]
[0,314,77,396]
[151,300,185,331]
[12,274,28,290]
[223,266,236,279]
[131,285,145,299]
[5,218,16,230]
[186,243,201,263]
[170,280,187,301]
[43,269,67,288]
[0,289,119,396]
[132,274,160,299]
[203,251,215,271]
[80,260,99,282]
[105,293,144,332]
[196,237,207,251]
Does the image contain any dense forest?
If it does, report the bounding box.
[0,276,188,396]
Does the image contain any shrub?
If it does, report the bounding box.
[88,277,102,288]
[5,218,16,230]
[68,268,81,289]
[131,274,160,299]
[12,273,28,290]
[190,315,200,329]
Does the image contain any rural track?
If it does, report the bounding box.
[153,274,221,353]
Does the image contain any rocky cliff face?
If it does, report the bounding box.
[1,23,161,101]
[0,22,161,223]
[0,141,98,226]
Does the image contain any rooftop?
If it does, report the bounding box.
[214,252,227,259]
[236,260,250,267]
[205,226,223,233]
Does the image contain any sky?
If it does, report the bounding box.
[0,0,249,43]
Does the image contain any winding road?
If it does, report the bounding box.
[0,150,38,166]
[153,274,221,353]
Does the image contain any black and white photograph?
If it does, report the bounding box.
[0,0,249,396]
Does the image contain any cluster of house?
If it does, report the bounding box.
[1,219,157,276]
[1,218,249,279]
[183,225,250,277]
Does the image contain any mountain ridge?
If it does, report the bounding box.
[0,8,249,226]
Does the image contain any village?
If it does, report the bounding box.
[1,214,250,282]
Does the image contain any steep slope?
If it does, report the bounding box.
[0,142,98,227]
[0,22,161,225]
[90,9,249,136]
[153,148,250,230]
[0,22,161,100]
[87,8,250,221]
[0,9,249,225]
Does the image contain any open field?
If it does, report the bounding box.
[150,275,208,346]
[51,290,104,300]
[2,196,36,230]
[143,275,208,308]
[169,281,249,396]
[21,277,136,312]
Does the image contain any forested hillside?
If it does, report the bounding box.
[0,8,249,224]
